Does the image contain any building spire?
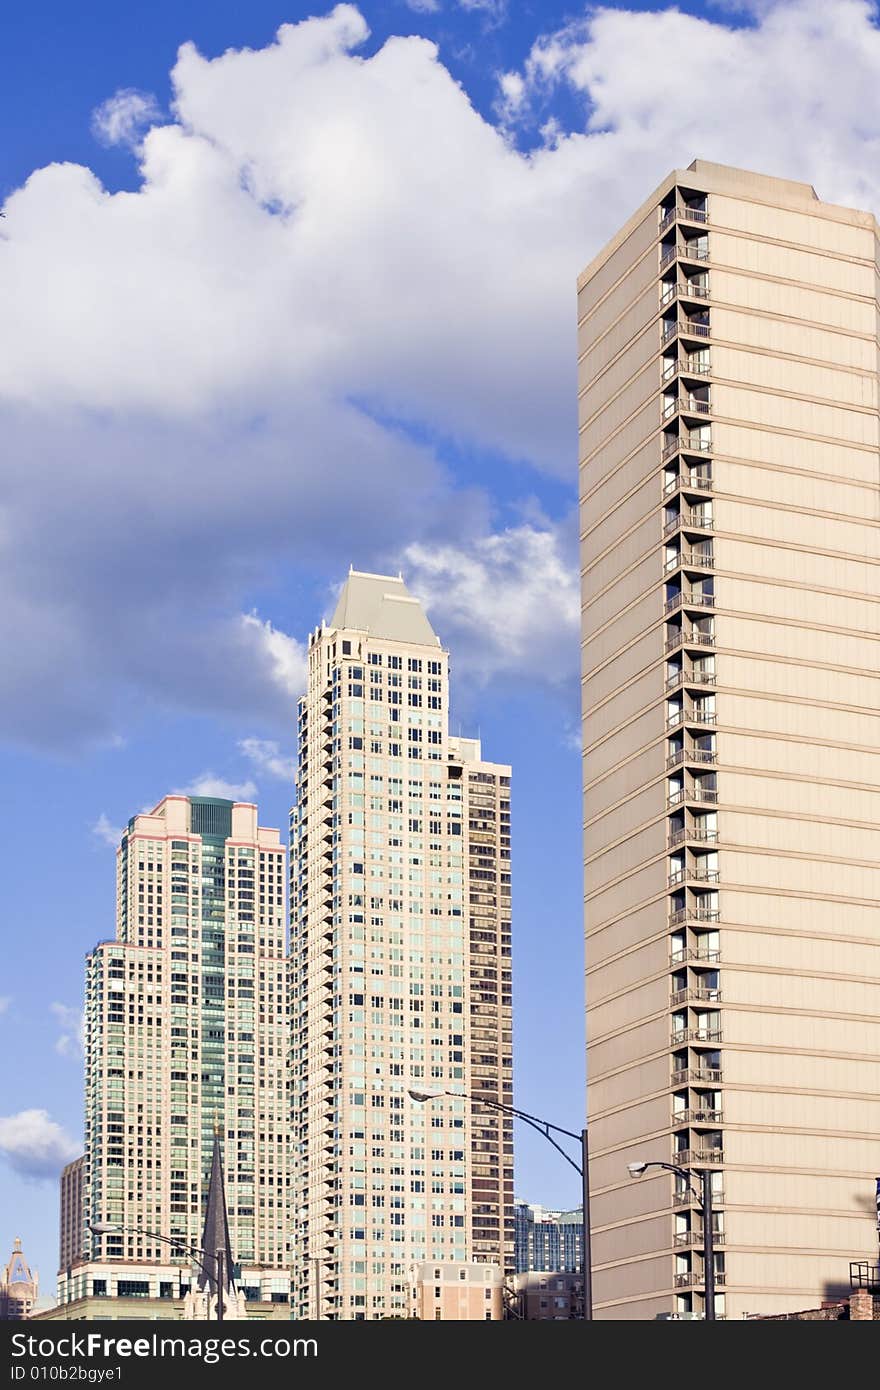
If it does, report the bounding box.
[197,1130,236,1297]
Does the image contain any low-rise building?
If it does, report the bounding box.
[0,1240,38,1320]
[514,1271,583,1320]
[409,1262,502,1320]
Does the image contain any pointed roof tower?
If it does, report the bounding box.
[4,1238,35,1288]
[197,1128,236,1296]
[329,570,440,646]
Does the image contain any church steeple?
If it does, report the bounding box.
[197,1128,236,1298]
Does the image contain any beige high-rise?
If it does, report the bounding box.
[290,572,512,1319]
[579,161,880,1319]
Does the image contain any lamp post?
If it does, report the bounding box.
[87,1222,221,1318]
[409,1088,593,1321]
[627,1160,715,1320]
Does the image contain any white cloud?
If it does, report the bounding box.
[457,0,507,17]
[0,996,11,1016]
[0,1109,80,1182]
[403,522,580,684]
[239,613,307,699]
[178,774,258,801]
[1,2,879,749]
[91,812,123,848]
[91,88,162,148]
[404,0,441,12]
[50,1004,85,1059]
[239,737,297,782]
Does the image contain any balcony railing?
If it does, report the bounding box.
[686,470,713,490]
[676,1147,724,1165]
[679,281,709,300]
[674,1108,724,1125]
[692,868,720,883]
[667,786,717,807]
[665,590,716,615]
[670,948,721,966]
[673,1230,725,1247]
[663,551,715,573]
[679,241,710,262]
[667,706,716,730]
[682,395,710,414]
[660,205,709,231]
[673,1187,724,1208]
[680,320,710,339]
[660,244,676,269]
[661,437,681,460]
[671,1067,723,1086]
[674,1269,726,1287]
[671,1027,722,1045]
[670,987,722,1007]
[661,319,679,342]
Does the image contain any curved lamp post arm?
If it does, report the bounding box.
[90,1222,210,1280]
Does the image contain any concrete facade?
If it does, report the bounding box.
[579,161,880,1318]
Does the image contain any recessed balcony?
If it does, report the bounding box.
[670,947,721,967]
[671,1067,723,1086]
[674,1108,724,1125]
[670,986,722,1006]
[673,1230,725,1247]
[676,1146,724,1164]
[671,1026,722,1045]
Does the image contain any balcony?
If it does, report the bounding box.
[667,786,717,806]
[661,436,681,460]
[660,205,709,231]
[673,1230,725,1247]
[674,1269,726,1287]
[675,1148,724,1166]
[679,241,710,263]
[679,281,709,301]
[671,1027,722,1045]
[663,551,715,573]
[680,320,711,339]
[670,986,722,1006]
[671,1067,723,1086]
[670,948,721,966]
[682,432,713,453]
[681,395,710,415]
[674,1108,724,1125]
[673,1187,724,1208]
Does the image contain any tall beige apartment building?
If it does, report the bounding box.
[579,161,880,1318]
[290,572,512,1319]
[66,794,289,1308]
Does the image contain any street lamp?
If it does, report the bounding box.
[409,1088,593,1320]
[87,1222,225,1320]
[627,1160,716,1320]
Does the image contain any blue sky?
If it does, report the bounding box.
[1,0,879,1294]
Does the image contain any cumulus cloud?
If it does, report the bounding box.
[50,1004,85,1059]
[178,773,258,801]
[239,737,297,781]
[91,813,124,848]
[0,1109,80,1182]
[239,614,307,699]
[0,2,879,750]
[91,88,162,148]
[404,522,579,684]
